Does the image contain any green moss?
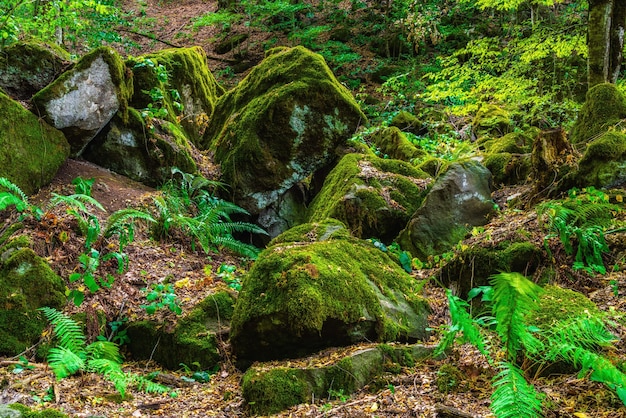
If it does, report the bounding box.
[440,241,543,298]
[416,157,448,177]
[8,404,68,418]
[231,232,428,362]
[307,153,431,241]
[0,91,69,194]
[242,368,308,415]
[125,290,229,370]
[528,285,603,331]
[390,110,423,134]
[570,83,626,145]
[472,104,512,139]
[369,126,427,161]
[576,131,626,188]
[0,248,65,355]
[484,152,531,186]
[128,47,224,147]
[436,364,464,394]
[484,130,536,154]
[269,218,352,246]
[202,46,366,208]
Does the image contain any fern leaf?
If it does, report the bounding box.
[491,362,543,418]
[49,193,106,213]
[490,272,543,359]
[0,177,28,203]
[131,374,171,395]
[88,358,128,399]
[103,208,156,238]
[39,307,87,355]
[86,340,123,363]
[439,289,489,356]
[0,193,27,212]
[48,346,86,379]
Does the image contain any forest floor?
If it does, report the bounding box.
[2,0,626,416]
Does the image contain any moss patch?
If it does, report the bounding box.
[472,104,512,139]
[484,152,531,186]
[307,153,431,242]
[7,403,68,418]
[575,131,626,188]
[0,91,69,194]
[570,83,626,145]
[0,248,65,355]
[368,126,427,161]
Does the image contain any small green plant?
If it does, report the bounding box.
[216,263,241,291]
[11,356,35,374]
[537,187,621,274]
[328,388,349,402]
[0,177,43,220]
[39,307,170,399]
[141,283,182,315]
[369,238,414,273]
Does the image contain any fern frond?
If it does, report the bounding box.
[39,307,87,355]
[86,340,123,363]
[88,358,128,399]
[48,346,86,379]
[210,235,262,259]
[0,193,28,212]
[490,272,544,359]
[103,208,156,238]
[491,361,543,418]
[440,289,489,356]
[49,193,106,213]
[131,373,171,395]
[0,177,28,203]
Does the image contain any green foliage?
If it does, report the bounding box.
[39,307,170,398]
[240,0,311,33]
[215,263,241,291]
[0,177,43,220]
[133,58,183,130]
[151,168,266,258]
[141,283,182,315]
[437,272,626,417]
[537,187,620,274]
[191,10,242,30]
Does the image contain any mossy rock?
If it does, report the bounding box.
[575,131,626,188]
[32,47,131,157]
[440,241,543,299]
[5,403,68,418]
[368,126,427,161]
[570,83,626,145]
[241,343,434,415]
[0,41,70,101]
[396,160,497,261]
[125,289,234,369]
[0,91,69,195]
[0,248,65,355]
[268,218,352,246]
[481,129,537,154]
[307,153,432,242]
[202,46,367,232]
[390,110,425,135]
[215,33,249,55]
[230,227,430,367]
[416,157,449,178]
[128,47,224,147]
[472,104,512,139]
[484,152,531,186]
[83,109,197,186]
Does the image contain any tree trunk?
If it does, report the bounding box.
[588,0,626,87]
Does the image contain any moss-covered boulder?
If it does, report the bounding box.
[241,344,434,415]
[202,46,367,236]
[396,160,497,260]
[472,104,513,139]
[368,126,427,161]
[128,47,224,147]
[307,153,432,242]
[32,47,131,157]
[3,403,68,418]
[0,248,66,355]
[82,109,197,186]
[0,91,69,195]
[484,152,532,186]
[0,41,70,101]
[570,83,626,145]
[440,241,543,298]
[390,110,425,135]
[125,289,235,369]
[230,221,430,367]
[480,129,538,154]
[575,131,626,188]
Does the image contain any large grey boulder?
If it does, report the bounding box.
[230,220,430,368]
[397,160,497,260]
[0,41,70,101]
[32,47,131,157]
[202,46,367,237]
[0,90,69,194]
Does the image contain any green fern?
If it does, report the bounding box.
[491,362,543,418]
[0,177,43,219]
[103,208,155,251]
[39,307,170,398]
